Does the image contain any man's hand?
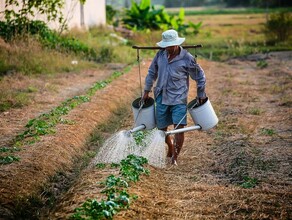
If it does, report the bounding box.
[198,97,207,105]
[142,91,150,102]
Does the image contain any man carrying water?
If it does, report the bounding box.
[142,29,207,165]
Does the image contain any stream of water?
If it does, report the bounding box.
[92,129,166,168]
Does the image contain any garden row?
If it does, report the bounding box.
[0,70,127,165]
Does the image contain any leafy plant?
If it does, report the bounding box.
[71,154,148,220]
[96,163,107,169]
[100,175,129,197]
[0,147,21,153]
[189,21,203,35]
[256,60,268,69]
[110,163,120,168]
[71,199,120,220]
[0,155,20,164]
[120,154,149,182]
[132,130,147,146]
[121,0,201,34]
[0,146,21,165]
[106,5,118,25]
[240,176,258,189]
[261,128,276,136]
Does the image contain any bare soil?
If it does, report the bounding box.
[0,52,291,219]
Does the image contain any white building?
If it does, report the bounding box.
[0,0,106,30]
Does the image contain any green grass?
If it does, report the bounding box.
[0,90,32,112]
[167,7,292,16]
[0,38,99,76]
[67,27,137,64]
[182,13,292,61]
[248,107,263,115]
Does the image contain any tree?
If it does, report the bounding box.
[4,0,65,24]
[3,0,87,26]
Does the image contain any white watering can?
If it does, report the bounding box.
[129,97,156,133]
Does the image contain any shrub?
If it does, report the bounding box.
[97,46,116,63]
[106,5,118,25]
[0,19,99,61]
[265,12,292,43]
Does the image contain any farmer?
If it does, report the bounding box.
[142,29,207,165]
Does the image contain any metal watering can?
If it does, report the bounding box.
[129,97,218,135]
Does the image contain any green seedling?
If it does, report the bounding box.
[0,147,21,153]
[0,155,20,164]
[110,163,120,168]
[240,176,258,189]
[256,60,268,69]
[132,130,152,147]
[261,128,276,136]
[96,163,106,169]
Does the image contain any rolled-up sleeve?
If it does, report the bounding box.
[188,59,206,98]
[144,53,158,92]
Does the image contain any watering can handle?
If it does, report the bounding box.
[174,99,200,130]
[139,98,144,108]
[133,100,144,127]
[189,97,207,110]
[189,99,199,110]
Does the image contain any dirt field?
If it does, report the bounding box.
[0,51,291,219]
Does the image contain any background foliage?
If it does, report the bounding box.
[121,0,201,34]
[107,0,292,8]
[265,12,292,43]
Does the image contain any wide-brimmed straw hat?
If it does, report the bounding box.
[156,29,185,48]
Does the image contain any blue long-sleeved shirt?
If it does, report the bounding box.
[144,47,206,105]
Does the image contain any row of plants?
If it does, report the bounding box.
[0,70,125,165]
[71,154,149,219]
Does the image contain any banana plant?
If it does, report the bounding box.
[122,0,191,33]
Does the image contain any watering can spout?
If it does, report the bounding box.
[128,124,146,134]
[165,125,201,136]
